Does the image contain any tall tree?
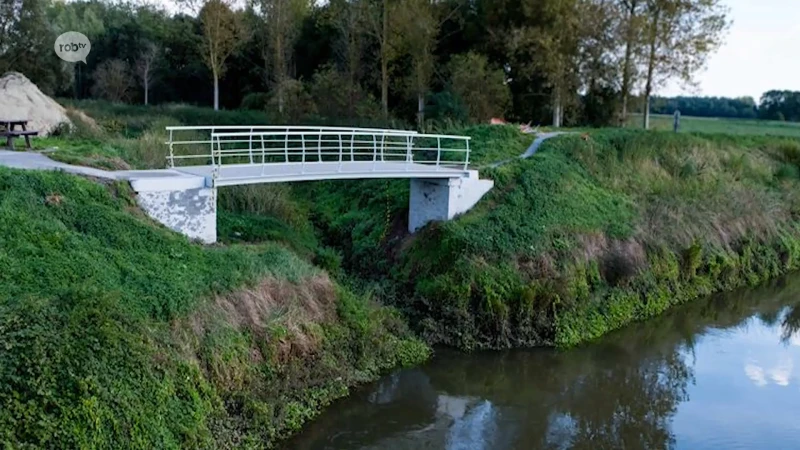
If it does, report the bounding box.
[578,0,623,94]
[199,0,241,110]
[618,0,645,126]
[578,0,625,127]
[361,0,401,119]
[395,0,439,129]
[91,59,135,102]
[641,0,728,128]
[254,0,310,116]
[48,0,105,98]
[328,0,366,117]
[512,0,582,127]
[135,41,159,105]
[1,0,65,94]
[448,52,511,122]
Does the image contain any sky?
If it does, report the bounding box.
[661,0,800,101]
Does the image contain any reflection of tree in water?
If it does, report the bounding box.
[290,275,800,450]
[542,275,800,450]
[781,305,800,343]
[424,330,692,449]
[540,354,689,449]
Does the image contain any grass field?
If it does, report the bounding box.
[628,113,800,137]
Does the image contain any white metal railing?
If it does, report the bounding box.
[166,126,471,181]
[165,125,417,168]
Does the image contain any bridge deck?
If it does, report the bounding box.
[175,161,471,186]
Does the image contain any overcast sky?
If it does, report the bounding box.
[660,0,800,101]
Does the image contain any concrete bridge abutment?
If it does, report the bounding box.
[408,170,494,233]
[129,175,218,244]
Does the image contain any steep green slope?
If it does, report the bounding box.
[0,168,428,448]
[297,129,800,349]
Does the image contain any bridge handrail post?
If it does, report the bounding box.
[284,133,289,164]
[168,128,175,168]
[406,135,412,163]
[212,134,221,182]
[350,134,355,161]
[209,127,215,167]
[260,133,266,176]
[338,134,343,172]
[301,133,307,174]
[248,127,254,164]
[372,133,378,171]
[464,138,470,170]
[318,131,322,162]
[436,137,441,171]
[380,133,386,162]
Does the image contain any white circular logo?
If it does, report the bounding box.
[54,32,92,64]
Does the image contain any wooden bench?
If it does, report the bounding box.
[1,119,39,150]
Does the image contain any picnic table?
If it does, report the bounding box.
[1,119,39,150]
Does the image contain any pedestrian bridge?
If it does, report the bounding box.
[130,126,493,243]
[165,126,473,185]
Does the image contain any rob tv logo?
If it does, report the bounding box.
[54,32,91,64]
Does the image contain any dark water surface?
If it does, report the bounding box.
[290,277,800,450]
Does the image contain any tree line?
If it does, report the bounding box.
[633,95,758,119]
[631,93,800,123]
[1,0,731,129]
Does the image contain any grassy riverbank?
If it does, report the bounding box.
[297,130,800,348]
[0,168,428,448]
[28,103,800,350]
[8,99,800,445]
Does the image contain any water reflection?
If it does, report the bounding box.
[290,277,800,450]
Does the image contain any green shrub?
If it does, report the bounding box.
[775,163,800,180]
[241,92,270,111]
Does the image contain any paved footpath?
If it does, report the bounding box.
[0,150,206,191]
[488,131,569,168]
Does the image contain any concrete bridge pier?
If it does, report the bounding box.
[408,170,494,233]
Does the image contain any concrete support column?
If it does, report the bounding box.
[408,171,493,232]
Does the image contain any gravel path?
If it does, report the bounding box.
[488,131,569,168]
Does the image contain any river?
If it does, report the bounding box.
[290,276,800,449]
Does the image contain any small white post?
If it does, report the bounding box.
[372,133,378,171]
[436,137,441,171]
[301,133,307,174]
[209,130,214,167]
[464,138,470,170]
[406,135,413,171]
[380,133,386,162]
[338,134,343,172]
[212,135,221,181]
[260,133,266,176]
[284,133,289,163]
[248,127,254,164]
[168,129,175,168]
